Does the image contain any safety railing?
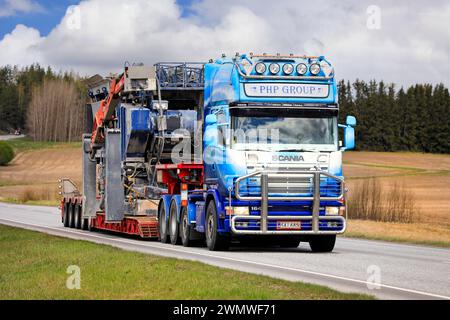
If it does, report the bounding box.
[154,62,205,89]
[232,170,346,235]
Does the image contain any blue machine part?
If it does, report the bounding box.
[118,104,153,160]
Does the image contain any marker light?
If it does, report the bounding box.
[269,63,280,74]
[282,63,294,75]
[255,62,266,74]
[296,63,308,75]
[310,63,321,75]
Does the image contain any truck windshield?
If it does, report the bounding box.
[230,108,338,152]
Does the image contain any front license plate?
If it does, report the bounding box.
[276,221,301,230]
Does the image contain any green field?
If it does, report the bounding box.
[0,225,373,300]
[5,137,81,152]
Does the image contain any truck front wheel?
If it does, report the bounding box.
[309,235,336,253]
[205,201,229,251]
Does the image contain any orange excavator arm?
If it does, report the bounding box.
[90,73,126,146]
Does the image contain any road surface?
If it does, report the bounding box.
[0,202,449,300]
[0,134,25,141]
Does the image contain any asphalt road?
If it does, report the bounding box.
[0,134,25,141]
[0,202,449,300]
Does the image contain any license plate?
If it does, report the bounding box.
[276,221,301,230]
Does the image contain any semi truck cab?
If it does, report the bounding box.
[197,53,356,251]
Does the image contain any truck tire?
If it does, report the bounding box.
[81,217,89,230]
[68,203,75,228]
[278,236,301,248]
[180,207,192,247]
[205,201,229,251]
[169,200,181,245]
[158,202,169,243]
[74,204,81,229]
[309,235,336,253]
[63,202,70,227]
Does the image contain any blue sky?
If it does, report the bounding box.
[0,0,196,37]
[0,0,80,37]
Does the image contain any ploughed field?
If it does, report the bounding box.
[0,139,449,246]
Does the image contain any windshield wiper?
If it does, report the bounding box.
[276,148,318,152]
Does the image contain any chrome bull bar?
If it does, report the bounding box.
[233,170,346,235]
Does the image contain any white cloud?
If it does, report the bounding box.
[0,0,449,86]
[0,0,44,17]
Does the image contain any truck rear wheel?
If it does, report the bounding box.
[180,207,192,247]
[205,201,229,251]
[169,200,181,245]
[309,235,336,253]
[158,202,169,243]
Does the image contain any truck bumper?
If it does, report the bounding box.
[232,169,346,235]
[230,214,346,235]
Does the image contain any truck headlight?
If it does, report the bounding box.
[255,62,266,74]
[225,206,250,215]
[309,63,321,75]
[296,63,308,75]
[325,207,339,216]
[282,63,294,75]
[269,63,280,74]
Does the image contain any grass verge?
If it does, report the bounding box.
[0,225,372,300]
[345,219,450,248]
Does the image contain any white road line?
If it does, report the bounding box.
[339,237,450,254]
[1,217,449,300]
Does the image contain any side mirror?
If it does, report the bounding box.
[205,114,217,126]
[344,127,355,150]
[346,115,356,127]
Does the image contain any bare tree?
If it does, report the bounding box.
[27,78,86,142]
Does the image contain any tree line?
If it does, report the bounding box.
[0,64,86,141]
[0,64,449,153]
[338,80,450,153]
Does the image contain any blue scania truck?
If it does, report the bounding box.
[61,53,356,253]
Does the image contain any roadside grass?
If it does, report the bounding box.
[6,137,80,153]
[345,219,450,248]
[0,225,373,300]
[0,184,60,206]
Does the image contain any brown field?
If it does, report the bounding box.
[0,146,449,246]
[0,147,81,204]
[344,151,450,225]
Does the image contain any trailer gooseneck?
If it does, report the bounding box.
[60,53,356,252]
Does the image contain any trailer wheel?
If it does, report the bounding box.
[158,201,169,243]
[205,201,229,251]
[63,201,70,227]
[309,235,336,253]
[74,204,81,229]
[169,200,181,245]
[81,217,89,230]
[68,203,75,228]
